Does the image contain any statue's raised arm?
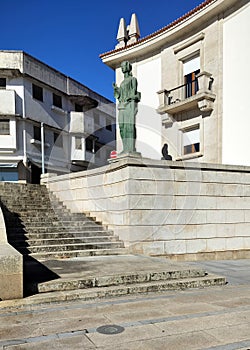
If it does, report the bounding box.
[113,61,141,154]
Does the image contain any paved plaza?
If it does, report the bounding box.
[0,259,250,349]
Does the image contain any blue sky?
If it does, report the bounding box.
[2,0,203,101]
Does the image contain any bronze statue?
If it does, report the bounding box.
[113,61,141,153]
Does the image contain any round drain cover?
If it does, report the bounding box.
[96,325,125,335]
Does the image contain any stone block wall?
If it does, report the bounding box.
[45,156,250,260]
[0,206,23,300]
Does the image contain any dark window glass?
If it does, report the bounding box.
[32,84,43,102]
[53,93,62,108]
[0,119,10,135]
[0,78,6,88]
[184,69,200,98]
[75,103,83,112]
[184,143,200,155]
[86,138,93,152]
[33,126,41,141]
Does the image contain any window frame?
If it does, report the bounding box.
[33,125,41,141]
[32,84,43,102]
[0,119,10,135]
[0,78,6,89]
[176,117,204,161]
[86,137,93,152]
[53,93,62,109]
[75,136,82,150]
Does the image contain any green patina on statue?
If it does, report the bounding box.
[113,61,141,154]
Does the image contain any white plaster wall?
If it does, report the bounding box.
[115,58,162,158]
[136,57,162,159]
[222,4,250,166]
[0,117,16,151]
[7,77,25,116]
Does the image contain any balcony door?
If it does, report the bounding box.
[183,56,200,98]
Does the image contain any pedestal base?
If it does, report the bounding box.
[108,151,142,163]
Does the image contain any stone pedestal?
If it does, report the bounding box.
[0,206,23,300]
[108,151,142,163]
[0,244,23,300]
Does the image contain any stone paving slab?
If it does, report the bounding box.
[39,254,205,279]
[0,259,249,349]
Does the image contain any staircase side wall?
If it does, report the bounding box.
[0,207,23,300]
[44,158,250,260]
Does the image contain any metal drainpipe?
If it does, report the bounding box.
[22,78,27,167]
[41,122,45,174]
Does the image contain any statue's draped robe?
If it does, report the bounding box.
[114,75,141,153]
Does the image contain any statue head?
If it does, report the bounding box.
[121,61,132,75]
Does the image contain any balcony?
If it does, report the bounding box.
[157,72,216,119]
[0,90,17,116]
[71,150,95,165]
[69,112,94,135]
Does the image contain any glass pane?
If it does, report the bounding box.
[75,137,82,150]
[0,119,10,135]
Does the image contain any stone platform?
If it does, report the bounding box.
[16,254,226,307]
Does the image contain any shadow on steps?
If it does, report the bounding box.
[23,256,59,297]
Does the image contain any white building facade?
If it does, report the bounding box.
[101,0,250,166]
[0,51,116,183]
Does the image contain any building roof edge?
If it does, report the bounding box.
[100,0,216,59]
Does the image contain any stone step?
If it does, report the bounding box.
[6,216,60,221]
[37,268,207,293]
[1,183,124,259]
[21,224,105,231]
[6,227,66,234]
[0,194,49,200]
[8,231,114,239]
[30,247,129,259]
[2,206,54,212]
[26,274,226,305]
[11,236,121,246]
[18,241,125,253]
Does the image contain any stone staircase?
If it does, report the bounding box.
[0,182,227,303]
[0,182,127,260]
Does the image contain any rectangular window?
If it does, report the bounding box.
[54,132,63,147]
[75,136,82,150]
[32,84,43,102]
[0,119,10,135]
[106,118,112,131]
[86,137,93,152]
[75,103,83,112]
[53,93,62,109]
[183,55,200,98]
[33,125,41,141]
[0,78,6,88]
[183,125,200,155]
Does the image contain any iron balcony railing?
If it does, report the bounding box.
[166,79,199,105]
